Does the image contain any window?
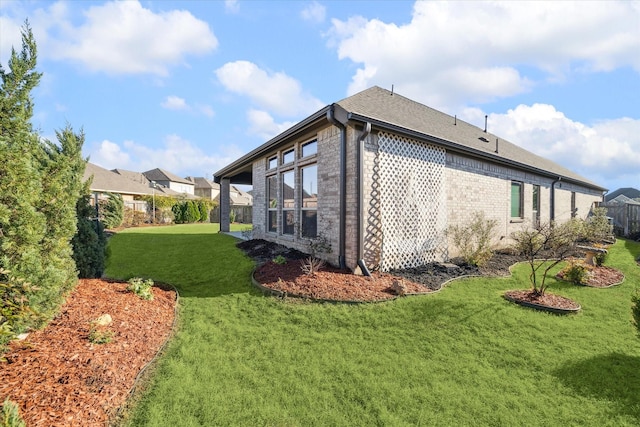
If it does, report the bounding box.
[532,184,540,225]
[282,148,295,164]
[302,140,317,157]
[282,170,295,235]
[268,156,278,170]
[267,176,277,232]
[511,181,523,218]
[571,192,576,217]
[301,164,317,237]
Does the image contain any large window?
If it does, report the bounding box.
[302,140,317,158]
[301,164,317,237]
[265,139,318,237]
[511,181,523,218]
[282,148,295,164]
[282,170,295,235]
[267,176,277,232]
[532,184,540,225]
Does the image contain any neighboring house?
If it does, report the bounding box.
[188,176,253,223]
[84,163,157,211]
[214,86,605,272]
[604,187,640,202]
[143,168,195,195]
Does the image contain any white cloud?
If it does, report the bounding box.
[0,16,22,65]
[247,109,296,140]
[161,96,188,110]
[160,96,214,118]
[328,1,640,111]
[215,60,324,117]
[225,0,240,14]
[87,135,244,178]
[472,104,640,188]
[301,2,326,23]
[48,0,217,76]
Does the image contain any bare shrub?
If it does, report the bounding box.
[448,212,498,267]
[300,257,325,276]
[511,219,583,296]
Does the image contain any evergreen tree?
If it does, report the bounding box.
[0,22,47,328]
[197,199,209,222]
[72,183,106,278]
[100,192,124,229]
[1,23,89,335]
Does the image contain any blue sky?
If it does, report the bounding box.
[1,0,639,193]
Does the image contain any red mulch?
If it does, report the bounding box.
[504,290,581,310]
[556,264,625,287]
[0,279,176,427]
[254,259,434,302]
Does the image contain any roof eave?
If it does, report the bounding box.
[347,113,607,192]
[213,105,331,183]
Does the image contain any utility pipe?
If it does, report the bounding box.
[327,105,347,269]
[357,122,372,276]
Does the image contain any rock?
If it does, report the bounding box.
[93,314,112,326]
[391,279,407,296]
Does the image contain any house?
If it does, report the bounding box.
[188,176,253,223]
[604,187,640,202]
[84,163,158,211]
[143,168,195,195]
[214,86,606,272]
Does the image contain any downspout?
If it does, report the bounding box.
[357,122,372,276]
[550,177,561,222]
[327,105,347,269]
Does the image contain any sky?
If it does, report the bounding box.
[1,0,639,193]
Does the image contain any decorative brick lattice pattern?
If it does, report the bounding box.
[377,132,447,270]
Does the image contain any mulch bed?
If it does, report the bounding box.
[0,279,177,427]
[504,290,581,311]
[556,264,625,287]
[254,259,433,302]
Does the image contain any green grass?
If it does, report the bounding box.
[106,225,640,426]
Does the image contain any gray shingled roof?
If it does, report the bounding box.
[85,163,199,198]
[112,168,150,185]
[143,168,194,185]
[215,86,604,191]
[604,187,640,202]
[84,162,155,196]
[336,86,603,189]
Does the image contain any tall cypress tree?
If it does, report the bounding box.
[0,21,47,327]
[1,22,89,336]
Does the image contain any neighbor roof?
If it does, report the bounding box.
[143,168,194,185]
[604,187,640,202]
[84,163,156,196]
[215,86,605,191]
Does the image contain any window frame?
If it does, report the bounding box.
[264,138,319,237]
[510,181,524,219]
[266,175,278,233]
[300,163,318,238]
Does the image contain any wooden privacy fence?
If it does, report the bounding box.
[600,201,640,236]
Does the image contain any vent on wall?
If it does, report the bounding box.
[479,136,489,143]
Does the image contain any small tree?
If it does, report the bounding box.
[72,185,106,278]
[100,192,124,229]
[583,206,612,243]
[511,219,583,296]
[448,212,498,267]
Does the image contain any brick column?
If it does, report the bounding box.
[220,178,231,232]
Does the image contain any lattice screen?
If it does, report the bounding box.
[377,132,447,270]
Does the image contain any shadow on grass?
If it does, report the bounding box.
[554,352,640,421]
[623,238,640,261]
[106,232,257,299]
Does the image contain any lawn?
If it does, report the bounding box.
[106,223,640,426]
